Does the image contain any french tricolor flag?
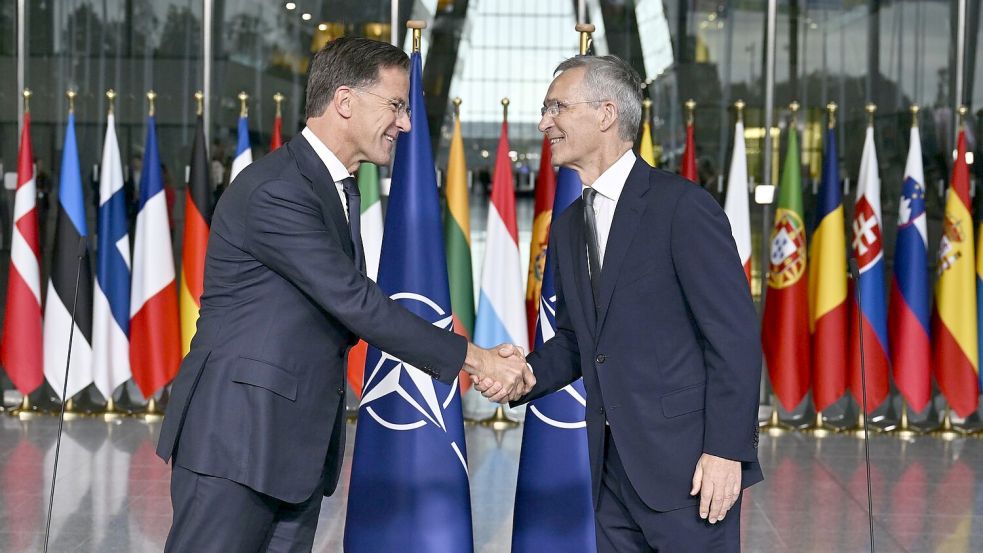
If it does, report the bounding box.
[889,122,931,412]
[130,114,181,399]
[474,116,528,355]
[229,114,252,184]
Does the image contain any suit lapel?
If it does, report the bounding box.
[287,137,354,260]
[563,199,597,338]
[596,160,651,336]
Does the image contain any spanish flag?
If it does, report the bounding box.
[934,128,978,417]
[525,135,556,346]
[639,107,657,167]
[809,115,848,413]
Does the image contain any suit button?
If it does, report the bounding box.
[595,354,606,364]
[337,387,345,396]
[599,407,605,415]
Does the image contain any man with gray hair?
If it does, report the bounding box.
[480,55,762,551]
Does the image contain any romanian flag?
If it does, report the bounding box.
[848,123,890,412]
[934,129,978,417]
[179,114,212,356]
[890,119,931,412]
[525,135,556,347]
[761,120,810,411]
[809,121,848,413]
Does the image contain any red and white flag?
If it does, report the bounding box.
[724,117,752,284]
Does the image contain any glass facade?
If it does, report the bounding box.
[0,0,980,295]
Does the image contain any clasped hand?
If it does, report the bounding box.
[464,343,534,403]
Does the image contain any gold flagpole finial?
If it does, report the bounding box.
[407,20,426,53]
[452,97,462,118]
[238,91,249,118]
[146,90,157,116]
[194,91,204,116]
[789,101,800,126]
[826,101,837,129]
[66,89,77,114]
[685,99,696,127]
[910,104,920,128]
[958,105,968,126]
[23,88,31,114]
[642,98,652,124]
[501,97,510,123]
[576,23,595,55]
[734,99,746,123]
[106,89,117,116]
[273,92,284,118]
[865,102,876,128]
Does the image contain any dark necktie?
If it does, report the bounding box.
[583,188,602,317]
[340,177,365,274]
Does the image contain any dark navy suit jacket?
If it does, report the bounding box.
[517,158,763,512]
[157,136,467,503]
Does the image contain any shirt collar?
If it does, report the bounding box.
[584,149,636,203]
[301,127,352,183]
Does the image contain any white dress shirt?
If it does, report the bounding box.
[584,149,636,267]
[301,126,353,222]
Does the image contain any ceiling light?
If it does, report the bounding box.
[285,2,296,10]
[301,12,312,21]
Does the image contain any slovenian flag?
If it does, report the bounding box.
[344,50,473,553]
[43,110,94,400]
[512,166,595,553]
[92,112,132,400]
[130,114,181,398]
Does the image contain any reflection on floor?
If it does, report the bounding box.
[0,415,981,552]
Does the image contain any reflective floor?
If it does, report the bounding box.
[0,414,982,552]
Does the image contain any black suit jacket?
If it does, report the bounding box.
[157,136,467,503]
[517,159,763,512]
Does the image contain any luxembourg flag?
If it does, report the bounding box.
[130,114,181,399]
[512,166,595,553]
[473,115,528,355]
[724,116,752,285]
[229,114,252,184]
[848,124,890,412]
[889,120,931,412]
[92,113,131,401]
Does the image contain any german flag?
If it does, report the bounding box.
[179,113,212,356]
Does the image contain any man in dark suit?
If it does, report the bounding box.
[478,55,762,552]
[157,37,533,552]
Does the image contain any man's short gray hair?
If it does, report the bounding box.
[554,55,643,142]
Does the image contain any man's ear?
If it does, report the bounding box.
[598,101,619,134]
[334,87,354,119]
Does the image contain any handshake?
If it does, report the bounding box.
[463,343,535,403]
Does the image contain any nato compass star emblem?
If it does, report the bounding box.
[530,294,587,429]
[358,292,468,472]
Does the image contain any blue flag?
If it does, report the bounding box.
[344,52,473,553]
[512,166,596,552]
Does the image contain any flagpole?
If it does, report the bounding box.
[576,23,594,56]
[480,97,521,432]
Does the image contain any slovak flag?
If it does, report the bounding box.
[512,166,595,553]
[229,114,252,184]
[848,124,890,412]
[344,50,473,553]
